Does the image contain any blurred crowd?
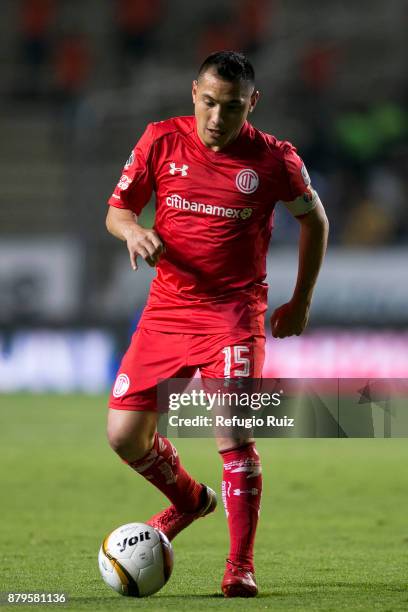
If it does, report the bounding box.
[6,0,408,246]
[13,0,273,100]
[276,37,407,246]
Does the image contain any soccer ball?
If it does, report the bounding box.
[98,522,173,597]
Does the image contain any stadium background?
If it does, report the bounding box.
[0,0,407,392]
[1,3,408,610]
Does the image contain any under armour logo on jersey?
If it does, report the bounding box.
[169,162,189,176]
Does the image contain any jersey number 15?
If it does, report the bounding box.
[222,346,251,378]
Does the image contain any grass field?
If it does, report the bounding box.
[1,394,407,611]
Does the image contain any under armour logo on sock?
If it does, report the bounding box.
[232,488,259,496]
[169,162,189,176]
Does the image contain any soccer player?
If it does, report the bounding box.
[106,50,329,597]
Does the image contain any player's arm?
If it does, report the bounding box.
[106,206,164,270]
[106,123,164,270]
[270,193,329,338]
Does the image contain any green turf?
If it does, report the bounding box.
[1,394,407,611]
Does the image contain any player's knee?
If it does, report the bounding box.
[107,424,154,461]
[106,427,130,456]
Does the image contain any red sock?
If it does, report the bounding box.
[220,442,262,572]
[126,433,202,512]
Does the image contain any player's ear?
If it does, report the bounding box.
[192,80,198,104]
[249,90,260,113]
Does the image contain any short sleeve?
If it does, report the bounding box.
[279,143,317,216]
[108,123,155,215]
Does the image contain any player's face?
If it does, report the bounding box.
[192,70,259,151]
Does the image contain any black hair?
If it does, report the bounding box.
[198,50,255,86]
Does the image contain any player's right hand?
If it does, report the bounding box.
[126,227,164,270]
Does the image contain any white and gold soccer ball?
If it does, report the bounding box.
[98,522,173,597]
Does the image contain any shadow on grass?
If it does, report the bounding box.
[156,594,278,601]
[69,594,224,602]
[68,583,408,606]
[69,592,277,603]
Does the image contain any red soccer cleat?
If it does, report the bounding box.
[146,484,217,541]
[222,559,258,597]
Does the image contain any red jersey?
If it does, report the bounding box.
[108,116,312,334]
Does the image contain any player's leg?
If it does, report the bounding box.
[107,407,157,461]
[217,438,262,597]
[199,333,265,597]
[108,328,216,538]
[107,406,204,513]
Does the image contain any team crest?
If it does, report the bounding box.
[236,169,259,194]
[113,373,130,398]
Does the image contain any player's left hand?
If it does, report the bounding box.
[270,298,310,338]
